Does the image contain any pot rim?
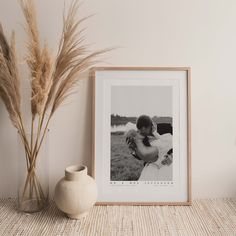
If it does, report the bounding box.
[65,165,87,180]
[66,165,87,173]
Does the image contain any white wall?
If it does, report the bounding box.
[0,0,236,199]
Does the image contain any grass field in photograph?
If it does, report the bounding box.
[110,132,144,181]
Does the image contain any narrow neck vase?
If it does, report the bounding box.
[17,130,49,213]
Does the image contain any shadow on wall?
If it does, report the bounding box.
[49,72,94,197]
[0,102,17,197]
[80,72,94,173]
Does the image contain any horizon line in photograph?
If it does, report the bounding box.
[111,114,172,127]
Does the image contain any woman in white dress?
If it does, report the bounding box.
[137,131,172,181]
[126,115,173,181]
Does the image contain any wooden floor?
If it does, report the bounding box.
[0,199,236,235]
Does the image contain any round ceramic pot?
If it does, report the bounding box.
[54,165,97,219]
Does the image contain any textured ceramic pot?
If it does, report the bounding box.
[54,165,97,219]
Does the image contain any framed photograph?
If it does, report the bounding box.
[92,67,191,205]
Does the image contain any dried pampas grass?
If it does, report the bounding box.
[20,0,53,118]
[0,25,21,127]
[0,0,108,205]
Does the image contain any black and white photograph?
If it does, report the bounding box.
[93,67,191,204]
[110,86,173,182]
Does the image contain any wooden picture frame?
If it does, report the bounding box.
[92,67,191,205]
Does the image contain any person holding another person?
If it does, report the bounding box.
[126,115,173,181]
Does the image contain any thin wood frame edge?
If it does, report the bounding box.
[91,66,192,206]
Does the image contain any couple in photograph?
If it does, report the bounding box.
[126,115,173,181]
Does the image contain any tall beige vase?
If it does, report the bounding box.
[54,165,97,219]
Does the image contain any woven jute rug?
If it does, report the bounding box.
[0,198,236,236]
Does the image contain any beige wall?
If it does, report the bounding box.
[0,0,236,198]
